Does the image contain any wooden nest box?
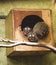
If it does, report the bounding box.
[5,9,54,57]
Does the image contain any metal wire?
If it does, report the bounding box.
[0,39,56,53]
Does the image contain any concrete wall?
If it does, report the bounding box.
[0,0,56,65]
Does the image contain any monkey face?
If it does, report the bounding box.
[27,32,38,42]
[23,27,32,36]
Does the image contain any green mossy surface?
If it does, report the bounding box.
[0,0,56,65]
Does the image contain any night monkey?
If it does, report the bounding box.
[27,22,49,42]
[23,26,38,42]
[23,26,32,36]
[33,22,49,39]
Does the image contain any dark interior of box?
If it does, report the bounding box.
[21,15,44,30]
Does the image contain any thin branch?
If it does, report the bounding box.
[0,39,56,53]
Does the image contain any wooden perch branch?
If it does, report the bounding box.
[0,39,56,53]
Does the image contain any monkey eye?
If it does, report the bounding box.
[28,35,32,37]
[32,35,35,37]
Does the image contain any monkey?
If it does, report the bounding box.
[22,26,32,36]
[22,26,38,42]
[27,22,49,42]
[27,31,38,42]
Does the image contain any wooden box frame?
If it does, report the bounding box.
[5,9,54,57]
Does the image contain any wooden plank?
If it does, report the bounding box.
[5,9,54,56]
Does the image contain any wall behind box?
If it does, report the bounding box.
[0,0,56,65]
